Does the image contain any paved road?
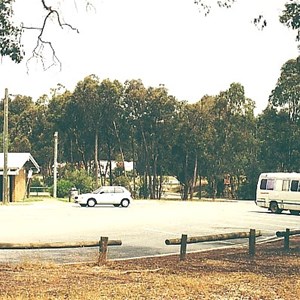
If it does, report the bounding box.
[0,199,299,264]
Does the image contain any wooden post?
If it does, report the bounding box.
[3,88,9,204]
[180,234,187,261]
[284,228,290,251]
[98,236,109,263]
[249,229,256,257]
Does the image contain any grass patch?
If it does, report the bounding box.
[0,238,300,299]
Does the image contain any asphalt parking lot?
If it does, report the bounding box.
[0,198,299,263]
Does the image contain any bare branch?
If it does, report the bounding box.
[23,0,80,71]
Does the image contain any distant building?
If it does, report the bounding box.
[0,153,40,202]
[99,160,133,176]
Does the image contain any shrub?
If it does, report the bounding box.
[56,179,74,198]
[64,169,94,193]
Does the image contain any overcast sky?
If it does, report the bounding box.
[0,0,299,114]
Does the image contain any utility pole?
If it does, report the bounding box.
[53,131,58,198]
[3,88,9,204]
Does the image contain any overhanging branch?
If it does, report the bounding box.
[23,0,80,71]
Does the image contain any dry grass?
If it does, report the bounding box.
[0,239,300,299]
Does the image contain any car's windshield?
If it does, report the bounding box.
[92,188,103,194]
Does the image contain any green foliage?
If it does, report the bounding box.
[63,168,94,194]
[4,52,300,201]
[113,175,130,190]
[55,179,74,198]
[0,0,24,63]
[280,2,300,40]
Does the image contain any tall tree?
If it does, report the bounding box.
[65,75,100,172]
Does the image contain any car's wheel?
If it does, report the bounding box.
[87,199,96,207]
[269,201,282,214]
[120,199,130,208]
[290,210,300,215]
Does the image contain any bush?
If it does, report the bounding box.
[113,175,130,189]
[64,169,94,193]
[55,179,74,198]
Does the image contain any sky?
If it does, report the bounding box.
[0,0,299,115]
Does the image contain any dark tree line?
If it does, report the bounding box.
[1,55,299,200]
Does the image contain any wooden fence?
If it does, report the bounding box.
[165,229,261,261]
[1,228,300,263]
[276,228,300,251]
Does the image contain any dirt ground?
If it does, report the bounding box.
[0,238,300,300]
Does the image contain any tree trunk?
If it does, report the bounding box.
[131,128,136,197]
[189,155,198,200]
[182,184,189,200]
[108,144,113,186]
[113,121,127,178]
[152,153,158,199]
[95,131,99,187]
[182,153,189,201]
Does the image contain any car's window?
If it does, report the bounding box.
[92,188,102,194]
[92,186,126,194]
[114,187,124,193]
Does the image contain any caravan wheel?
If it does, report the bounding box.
[269,202,282,214]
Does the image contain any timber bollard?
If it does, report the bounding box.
[249,229,256,257]
[180,234,188,261]
[99,236,109,262]
[98,237,122,263]
[284,228,290,251]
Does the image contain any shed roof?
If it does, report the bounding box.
[0,153,40,175]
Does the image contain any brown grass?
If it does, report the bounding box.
[0,238,300,299]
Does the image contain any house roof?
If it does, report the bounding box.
[0,153,40,175]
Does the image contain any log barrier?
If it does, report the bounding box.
[276,228,300,251]
[165,229,261,260]
[0,239,122,250]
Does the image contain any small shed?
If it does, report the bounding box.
[0,153,40,202]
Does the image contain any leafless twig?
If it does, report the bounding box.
[23,0,80,72]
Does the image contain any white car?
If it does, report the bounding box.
[74,186,132,208]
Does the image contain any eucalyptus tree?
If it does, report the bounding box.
[46,86,73,165]
[29,102,54,178]
[0,93,60,178]
[141,85,178,199]
[97,78,124,186]
[65,75,101,172]
[205,83,256,199]
[266,56,300,171]
[169,101,207,200]
[123,80,178,199]
[0,95,34,152]
[270,57,300,121]
[122,79,148,197]
[257,107,294,172]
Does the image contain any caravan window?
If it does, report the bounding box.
[282,180,290,191]
[260,179,267,190]
[291,180,300,192]
[260,179,275,190]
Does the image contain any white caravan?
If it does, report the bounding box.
[256,172,300,215]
